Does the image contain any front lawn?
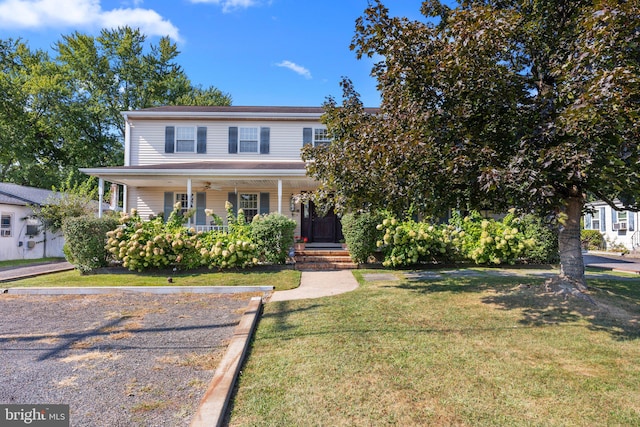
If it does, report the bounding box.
[5,267,300,291]
[228,268,640,426]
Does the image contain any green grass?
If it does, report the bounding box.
[0,257,64,269]
[5,267,300,291]
[228,267,640,426]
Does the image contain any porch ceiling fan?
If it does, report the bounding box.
[202,181,222,191]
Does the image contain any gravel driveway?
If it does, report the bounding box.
[0,292,258,426]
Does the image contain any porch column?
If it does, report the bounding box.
[278,179,282,214]
[98,178,104,218]
[187,178,192,226]
[123,185,128,214]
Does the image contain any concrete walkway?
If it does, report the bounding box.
[0,260,74,282]
[269,269,359,302]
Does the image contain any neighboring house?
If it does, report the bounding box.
[81,106,378,243]
[0,183,66,260]
[583,199,640,251]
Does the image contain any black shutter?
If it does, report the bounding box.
[196,192,206,225]
[303,127,312,146]
[165,126,175,153]
[260,127,270,154]
[260,192,270,214]
[163,192,174,221]
[228,127,238,153]
[197,127,207,154]
[227,192,237,216]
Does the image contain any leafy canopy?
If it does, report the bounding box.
[303,0,640,218]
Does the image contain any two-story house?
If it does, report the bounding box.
[81,106,366,244]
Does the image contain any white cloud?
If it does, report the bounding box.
[188,0,257,14]
[0,0,181,41]
[276,60,312,79]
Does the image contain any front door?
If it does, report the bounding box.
[301,202,343,243]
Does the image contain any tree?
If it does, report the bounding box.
[0,39,70,187]
[303,0,640,293]
[0,27,232,189]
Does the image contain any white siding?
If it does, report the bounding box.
[584,202,640,251]
[129,119,320,166]
[0,204,65,260]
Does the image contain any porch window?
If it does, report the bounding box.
[176,127,195,152]
[239,193,258,220]
[314,128,330,146]
[175,193,194,215]
[1,214,12,237]
[239,127,259,153]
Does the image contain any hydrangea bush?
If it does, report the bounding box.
[106,202,260,272]
[376,210,538,267]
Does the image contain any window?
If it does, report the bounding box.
[584,208,603,231]
[176,127,195,152]
[314,128,331,146]
[239,193,258,220]
[239,127,258,153]
[175,193,194,216]
[1,214,12,237]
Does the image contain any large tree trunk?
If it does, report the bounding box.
[558,195,588,292]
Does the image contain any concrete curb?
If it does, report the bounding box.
[2,286,274,295]
[190,296,263,427]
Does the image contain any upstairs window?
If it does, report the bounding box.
[1,214,12,237]
[239,127,259,153]
[165,126,207,153]
[314,128,330,146]
[176,127,195,152]
[303,127,330,146]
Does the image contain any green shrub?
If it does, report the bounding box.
[581,229,605,250]
[250,213,296,264]
[106,201,260,271]
[453,210,535,265]
[62,215,119,273]
[198,230,259,269]
[520,214,559,263]
[106,205,202,271]
[375,217,460,267]
[342,211,385,263]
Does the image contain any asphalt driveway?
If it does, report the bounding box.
[0,292,257,426]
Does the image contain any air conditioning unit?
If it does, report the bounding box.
[613,222,628,231]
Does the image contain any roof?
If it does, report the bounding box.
[88,161,307,171]
[122,105,380,120]
[0,183,59,207]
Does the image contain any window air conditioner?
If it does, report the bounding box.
[613,222,627,231]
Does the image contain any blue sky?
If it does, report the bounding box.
[0,0,437,107]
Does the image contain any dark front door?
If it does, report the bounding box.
[301,202,343,243]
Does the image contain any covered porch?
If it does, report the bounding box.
[80,160,317,233]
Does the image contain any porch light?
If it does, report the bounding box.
[290,195,295,212]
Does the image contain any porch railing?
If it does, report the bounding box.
[194,225,229,233]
